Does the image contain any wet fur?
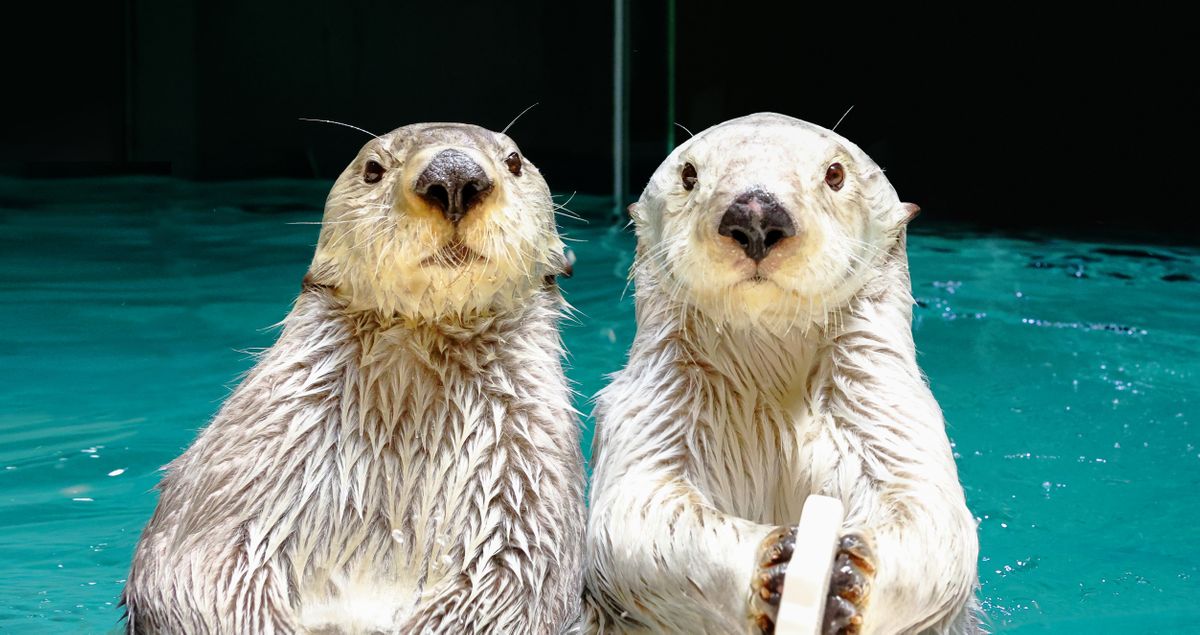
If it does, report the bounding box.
[123,123,584,634]
[584,114,979,634]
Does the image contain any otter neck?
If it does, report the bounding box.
[303,273,550,337]
[290,286,564,449]
[635,290,826,404]
[347,306,534,339]
[637,246,914,403]
[298,282,561,377]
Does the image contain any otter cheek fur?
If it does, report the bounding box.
[122,123,584,634]
[584,113,979,634]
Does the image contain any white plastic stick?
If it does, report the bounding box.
[775,495,845,635]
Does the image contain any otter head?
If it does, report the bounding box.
[309,123,564,321]
[630,112,917,333]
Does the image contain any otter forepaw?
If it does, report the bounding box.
[750,525,797,634]
[822,532,875,635]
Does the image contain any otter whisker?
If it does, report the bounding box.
[320,214,393,251]
[501,102,540,135]
[554,208,588,223]
[619,272,637,303]
[552,192,589,224]
[298,117,379,139]
[553,191,578,207]
[832,104,855,132]
[374,231,394,279]
[288,217,385,226]
[349,220,392,252]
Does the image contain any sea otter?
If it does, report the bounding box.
[123,123,584,634]
[584,113,979,634]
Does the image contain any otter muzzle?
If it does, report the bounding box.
[414,149,493,223]
[718,189,797,262]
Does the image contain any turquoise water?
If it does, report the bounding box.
[1,177,1197,633]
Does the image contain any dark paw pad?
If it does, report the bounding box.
[750,525,797,634]
[822,532,876,635]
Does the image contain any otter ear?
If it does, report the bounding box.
[543,247,575,287]
[901,202,921,225]
[559,247,575,278]
[301,264,338,294]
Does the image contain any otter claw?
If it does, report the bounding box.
[822,532,875,635]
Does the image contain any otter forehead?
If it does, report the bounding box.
[373,122,515,157]
[671,116,865,190]
[688,112,849,149]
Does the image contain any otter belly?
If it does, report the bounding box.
[298,580,418,634]
[283,460,478,632]
[282,398,500,633]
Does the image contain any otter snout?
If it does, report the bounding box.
[717,189,796,262]
[414,149,494,223]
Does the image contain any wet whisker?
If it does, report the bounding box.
[298,117,379,139]
[501,102,540,135]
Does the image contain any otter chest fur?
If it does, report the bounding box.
[281,295,578,631]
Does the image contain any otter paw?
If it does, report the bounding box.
[750,525,797,634]
[822,532,876,635]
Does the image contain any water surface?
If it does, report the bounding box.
[1,178,1196,632]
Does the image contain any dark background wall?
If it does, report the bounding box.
[3,2,1197,239]
[666,5,1198,238]
[4,1,614,192]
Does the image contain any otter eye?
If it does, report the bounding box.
[825,162,845,191]
[505,152,523,176]
[681,162,698,191]
[363,160,385,184]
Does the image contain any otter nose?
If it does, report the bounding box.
[717,189,797,262]
[414,149,493,223]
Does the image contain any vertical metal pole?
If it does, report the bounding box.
[612,0,627,220]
